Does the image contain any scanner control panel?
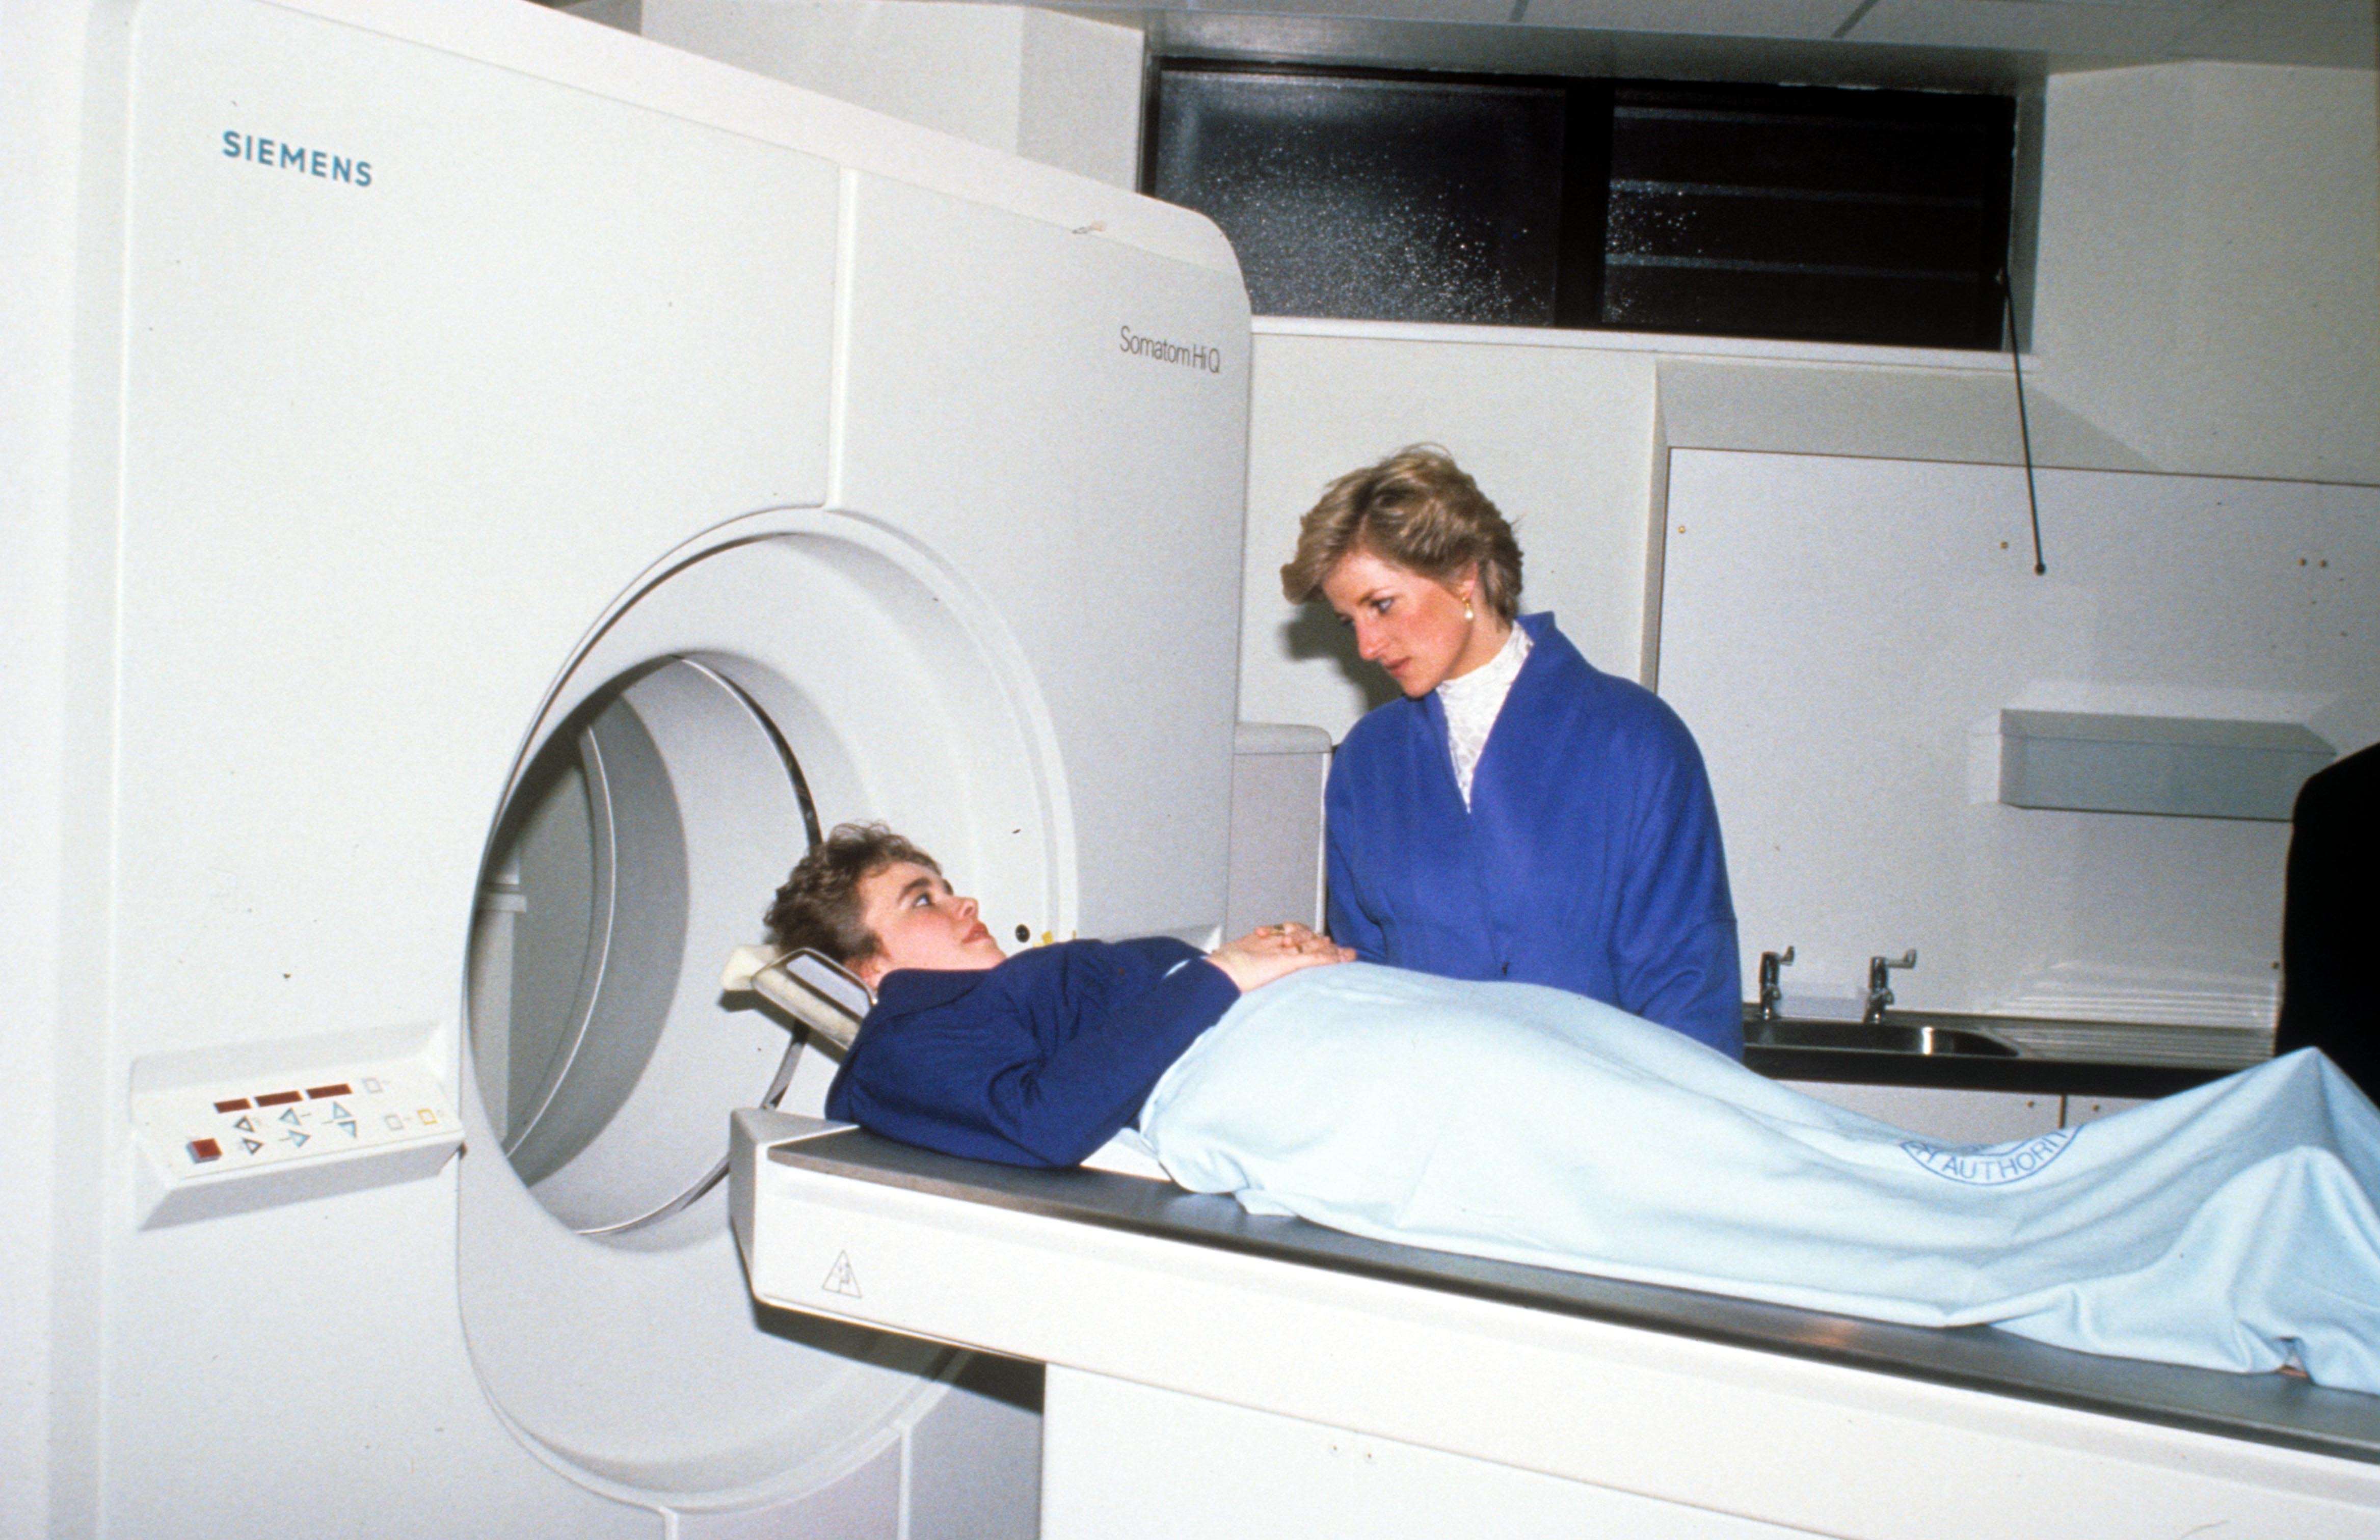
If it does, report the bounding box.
[133,1050,461,1228]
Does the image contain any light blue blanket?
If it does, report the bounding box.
[1136,965,2380,1394]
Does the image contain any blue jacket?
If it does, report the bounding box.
[1325,614,1743,1055]
[825,937,1240,1167]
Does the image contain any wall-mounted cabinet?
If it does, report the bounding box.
[1998,709,2334,821]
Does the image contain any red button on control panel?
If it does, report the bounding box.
[188,1138,223,1164]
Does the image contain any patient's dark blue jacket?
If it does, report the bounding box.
[824,937,1239,1167]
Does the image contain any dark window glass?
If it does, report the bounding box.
[1600,84,2012,347]
[1147,69,1577,326]
[1144,64,2014,350]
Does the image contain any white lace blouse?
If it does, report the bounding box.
[1436,623,1533,808]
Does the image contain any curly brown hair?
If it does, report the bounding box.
[763,822,943,967]
[1279,445,1523,622]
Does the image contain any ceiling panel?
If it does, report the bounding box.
[1045,0,2378,74]
[1846,0,2199,54]
[2173,0,2378,67]
[1519,0,1866,41]
[1236,0,1523,25]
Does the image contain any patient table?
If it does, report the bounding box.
[731,1109,2380,1539]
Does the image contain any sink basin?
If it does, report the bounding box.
[1744,1018,2020,1057]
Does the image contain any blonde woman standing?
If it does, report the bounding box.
[1281,446,1742,1055]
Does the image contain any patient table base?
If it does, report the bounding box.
[730,1111,2380,1540]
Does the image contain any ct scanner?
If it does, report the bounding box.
[6,1,1245,1532]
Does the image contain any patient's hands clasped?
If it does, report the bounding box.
[1206,922,1354,993]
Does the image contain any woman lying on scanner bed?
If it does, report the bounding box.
[764,821,1353,1168]
[765,821,2380,1394]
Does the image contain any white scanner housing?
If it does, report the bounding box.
[5,1,1247,1533]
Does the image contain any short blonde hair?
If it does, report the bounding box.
[1279,446,1523,621]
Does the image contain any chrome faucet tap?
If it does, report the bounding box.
[1864,950,1917,1024]
[1757,946,1796,1021]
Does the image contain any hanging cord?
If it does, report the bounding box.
[2001,270,2048,576]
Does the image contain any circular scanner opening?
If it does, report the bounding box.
[469,655,817,1237]
[455,518,1071,1499]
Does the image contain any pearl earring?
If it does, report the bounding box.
[1464,600,1475,622]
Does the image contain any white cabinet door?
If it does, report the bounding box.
[2064,1095,2151,1125]
[1779,1082,2063,1144]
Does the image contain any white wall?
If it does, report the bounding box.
[1661,451,2380,1029]
[2026,62,2380,485]
[1014,8,1145,188]
[1237,334,1657,733]
[639,0,1145,188]
[1237,59,2380,742]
